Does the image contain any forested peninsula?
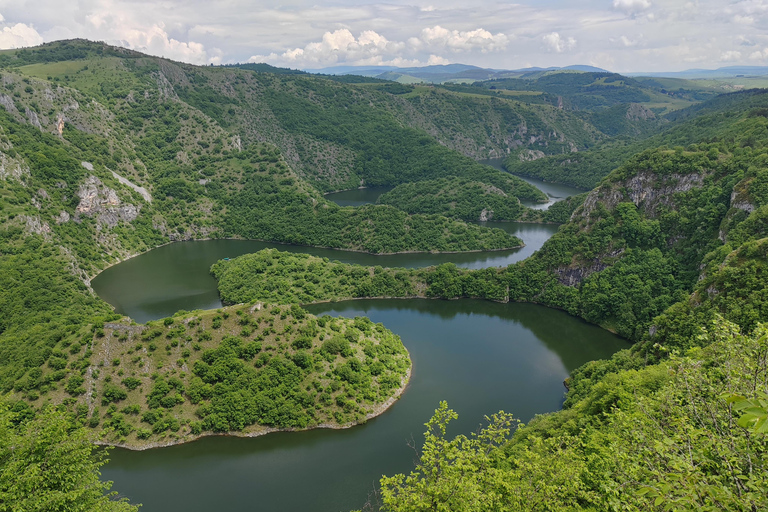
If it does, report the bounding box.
[1,39,768,512]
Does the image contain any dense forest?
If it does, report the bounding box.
[1,39,768,511]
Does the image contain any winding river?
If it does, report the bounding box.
[96,177,623,512]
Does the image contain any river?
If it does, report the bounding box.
[322,159,586,212]
[91,222,558,324]
[96,173,622,512]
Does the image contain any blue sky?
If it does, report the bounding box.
[2,1,768,72]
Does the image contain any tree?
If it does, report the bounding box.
[379,401,517,511]
[0,401,140,512]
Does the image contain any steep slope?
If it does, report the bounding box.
[0,40,536,449]
[373,89,768,512]
[506,88,768,189]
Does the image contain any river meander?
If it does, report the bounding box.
[96,178,622,512]
[91,222,558,324]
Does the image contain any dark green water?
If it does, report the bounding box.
[321,160,585,212]
[93,221,624,512]
[102,299,626,512]
[478,158,586,210]
[91,223,558,324]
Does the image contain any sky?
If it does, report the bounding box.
[1,1,768,73]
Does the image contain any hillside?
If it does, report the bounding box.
[374,90,768,510]
[506,88,768,189]
[0,39,541,450]
[213,89,768,510]
[2,38,768,512]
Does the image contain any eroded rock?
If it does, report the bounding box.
[75,175,140,227]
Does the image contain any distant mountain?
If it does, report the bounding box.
[302,65,400,76]
[303,63,610,84]
[628,65,768,78]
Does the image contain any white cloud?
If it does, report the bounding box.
[250,25,508,68]
[0,22,44,49]
[733,14,754,24]
[613,0,653,12]
[418,26,509,53]
[719,50,741,61]
[543,32,576,53]
[749,48,768,61]
[427,54,450,65]
[619,35,639,46]
[3,0,768,73]
[250,28,406,67]
[115,23,211,65]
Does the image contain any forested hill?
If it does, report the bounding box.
[210,88,768,510]
[506,88,768,189]
[370,89,768,510]
[0,40,652,192]
[3,38,768,511]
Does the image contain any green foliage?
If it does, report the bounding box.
[508,88,768,189]
[0,401,139,512]
[650,238,768,351]
[378,175,545,221]
[380,319,768,512]
[380,402,519,511]
[224,171,518,253]
[187,314,408,431]
[212,249,418,305]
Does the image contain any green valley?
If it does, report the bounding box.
[2,38,768,512]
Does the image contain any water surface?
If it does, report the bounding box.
[92,223,558,323]
[96,175,613,512]
[479,158,586,210]
[103,299,626,512]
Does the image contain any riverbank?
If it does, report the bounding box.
[88,235,525,283]
[83,302,412,451]
[96,366,412,452]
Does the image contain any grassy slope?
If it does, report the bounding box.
[0,40,533,448]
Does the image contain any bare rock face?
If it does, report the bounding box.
[0,152,30,183]
[110,170,152,202]
[23,215,52,238]
[580,170,706,220]
[479,208,493,221]
[25,107,42,129]
[56,114,66,136]
[519,149,546,162]
[626,103,656,121]
[75,175,140,227]
[0,94,17,114]
[57,211,71,224]
[555,248,625,287]
[730,187,755,214]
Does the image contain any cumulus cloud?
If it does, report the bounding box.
[543,32,576,53]
[250,28,405,67]
[114,23,212,65]
[613,0,653,12]
[417,26,509,53]
[749,48,768,61]
[0,21,44,49]
[251,26,508,68]
[5,0,768,73]
[719,50,741,61]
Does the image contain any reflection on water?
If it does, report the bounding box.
[92,223,558,323]
[323,160,585,212]
[95,169,610,512]
[479,158,586,210]
[103,299,626,512]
